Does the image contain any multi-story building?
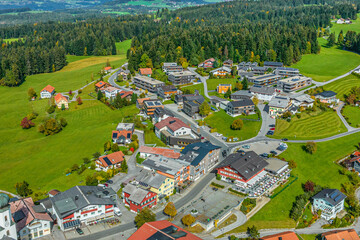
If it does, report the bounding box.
[174,91,200,108]
[95,81,108,91]
[249,86,276,101]
[112,123,134,144]
[96,151,125,171]
[217,84,232,94]
[278,76,312,93]
[40,85,55,99]
[223,59,233,68]
[143,99,164,116]
[10,198,53,240]
[136,97,150,109]
[237,62,258,69]
[210,66,232,77]
[153,107,174,123]
[225,99,255,117]
[157,85,178,99]
[182,95,205,117]
[168,71,196,85]
[133,76,165,93]
[314,91,339,104]
[0,194,17,240]
[312,189,346,220]
[138,146,180,159]
[54,93,69,109]
[230,90,253,100]
[274,67,300,77]
[260,231,299,240]
[263,61,284,69]
[180,142,221,181]
[155,117,192,138]
[252,66,269,75]
[198,58,215,68]
[290,94,314,108]
[122,184,157,213]
[100,86,122,99]
[268,96,291,117]
[162,62,183,74]
[248,74,281,87]
[210,96,230,109]
[50,186,116,231]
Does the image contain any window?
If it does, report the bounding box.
[34,232,38,237]
[6,231,9,236]
[91,212,95,215]
[40,230,43,236]
[4,216,7,222]
[44,224,47,228]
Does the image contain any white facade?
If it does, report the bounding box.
[155,126,192,138]
[252,92,275,101]
[18,219,51,240]
[104,89,122,99]
[0,205,17,240]
[313,198,345,221]
[40,90,53,99]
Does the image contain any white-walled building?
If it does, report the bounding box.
[312,189,346,220]
[0,194,17,240]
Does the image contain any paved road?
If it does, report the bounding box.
[188,67,210,98]
[336,101,356,132]
[211,210,247,237]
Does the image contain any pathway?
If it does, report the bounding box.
[188,67,210,98]
[0,190,20,198]
[336,101,356,132]
[211,210,247,237]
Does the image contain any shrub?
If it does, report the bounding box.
[211,182,225,189]
[20,117,35,129]
[47,105,56,114]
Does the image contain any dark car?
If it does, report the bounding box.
[269,124,275,127]
[282,138,288,141]
[106,180,113,184]
[270,150,278,155]
[237,149,245,154]
[222,150,227,157]
[76,228,84,235]
[267,131,274,135]
[261,153,269,158]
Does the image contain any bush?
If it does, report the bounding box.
[216,173,221,180]
[78,89,83,94]
[38,118,65,136]
[47,105,56,114]
[211,182,225,189]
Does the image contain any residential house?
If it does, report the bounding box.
[139,68,153,77]
[162,63,184,74]
[128,220,202,240]
[40,85,55,99]
[153,107,174,123]
[143,99,164,116]
[321,229,360,240]
[168,71,196,85]
[210,66,232,77]
[315,91,339,104]
[238,71,255,80]
[225,98,255,117]
[122,183,157,213]
[135,170,175,201]
[198,58,215,68]
[133,76,165,93]
[210,96,230,110]
[237,62,258,69]
[291,94,314,108]
[217,151,269,186]
[54,93,69,109]
[182,95,205,117]
[0,193,17,240]
[100,86,122,99]
[138,146,180,159]
[336,18,352,24]
[277,76,312,93]
[180,142,221,181]
[312,189,346,220]
[174,91,200,108]
[252,66,269,75]
[268,96,291,117]
[104,67,112,73]
[217,84,232,94]
[248,74,281,87]
[348,156,360,173]
[274,67,300,77]
[10,198,53,240]
[112,122,134,144]
[249,85,276,101]
[230,90,253,100]
[117,90,133,101]
[136,97,150,109]
[96,151,125,171]
[117,69,130,80]
[95,81,108,91]
[223,60,233,68]
[260,231,299,240]
[263,61,284,69]
[158,85,178,99]
[50,186,116,231]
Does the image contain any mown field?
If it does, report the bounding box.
[181,83,208,100]
[0,40,134,193]
[273,110,347,140]
[223,132,358,234]
[206,78,238,91]
[323,74,360,100]
[291,38,360,82]
[342,105,360,127]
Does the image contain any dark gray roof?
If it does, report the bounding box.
[183,95,205,103]
[252,66,268,71]
[263,61,284,67]
[160,85,177,92]
[231,90,252,98]
[315,91,337,98]
[228,99,254,108]
[32,205,47,213]
[123,184,149,204]
[136,170,167,189]
[269,96,290,108]
[210,96,229,103]
[217,151,269,181]
[51,186,116,219]
[180,141,221,166]
[38,197,53,209]
[312,189,346,206]
[155,107,174,118]
[275,67,299,72]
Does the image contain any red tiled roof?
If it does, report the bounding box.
[98,151,125,168]
[137,98,150,104]
[95,81,106,88]
[155,117,189,132]
[322,229,360,240]
[41,85,55,93]
[129,220,202,240]
[112,130,132,139]
[350,156,360,164]
[104,67,112,71]
[54,93,68,103]
[260,231,299,240]
[119,90,133,99]
[139,146,180,159]
[48,189,60,196]
[140,68,153,75]
[354,151,360,157]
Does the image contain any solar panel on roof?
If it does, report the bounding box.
[112,133,117,138]
[127,133,131,138]
[13,210,26,223]
[103,157,112,166]
[147,101,154,106]
[334,195,343,202]
[330,191,338,199]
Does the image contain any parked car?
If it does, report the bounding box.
[281,138,288,141]
[114,207,122,217]
[201,137,205,139]
[104,183,109,187]
[270,127,275,131]
[98,184,106,188]
[269,124,275,127]
[222,136,227,141]
[237,149,245,154]
[270,150,278,155]
[267,131,274,135]
[106,180,113,184]
[76,228,84,235]
[242,145,250,149]
[260,153,269,158]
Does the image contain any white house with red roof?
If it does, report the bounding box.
[154,117,191,138]
[10,197,53,239]
[40,85,55,99]
[139,68,153,77]
[122,183,157,213]
[54,93,69,109]
[100,86,122,99]
[96,151,125,171]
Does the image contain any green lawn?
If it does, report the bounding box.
[291,38,360,82]
[205,110,261,140]
[181,83,209,100]
[323,74,360,100]
[3,38,23,43]
[342,105,360,127]
[206,78,238,91]
[299,234,318,240]
[330,14,360,34]
[115,40,132,56]
[273,110,347,140]
[223,132,359,234]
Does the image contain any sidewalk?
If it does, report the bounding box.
[211,210,247,237]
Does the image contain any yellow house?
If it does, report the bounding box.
[150,177,175,201]
[54,93,69,109]
[217,84,232,94]
[137,171,175,201]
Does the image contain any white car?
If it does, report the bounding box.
[114,207,122,217]
[216,133,222,137]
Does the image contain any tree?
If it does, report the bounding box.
[231,119,243,130]
[71,164,79,172]
[235,82,243,91]
[15,181,33,197]
[69,90,73,96]
[40,118,63,135]
[346,94,356,105]
[135,208,156,228]
[93,152,101,159]
[327,33,336,47]
[60,117,67,127]
[338,30,344,45]
[241,78,248,90]
[303,180,315,192]
[171,94,175,101]
[288,160,297,169]
[164,202,177,219]
[305,142,317,154]
[224,88,232,98]
[77,96,83,105]
[97,90,103,100]
[199,101,211,116]
[120,159,128,173]
[20,117,35,129]
[252,96,259,105]
[61,104,65,111]
[247,225,259,238]
[111,143,119,152]
[83,157,90,164]
[104,141,111,151]
[182,214,195,227]
[27,87,37,100]
[47,105,56,114]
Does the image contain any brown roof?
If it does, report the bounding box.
[139,146,181,159]
[95,81,107,88]
[322,229,360,240]
[48,189,60,196]
[41,85,55,93]
[104,67,112,71]
[54,93,68,103]
[140,68,153,75]
[98,151,125,168]
[261,231,299,240]
[129,220,202,240]
[137,97,151,105]
[155,117,189,132]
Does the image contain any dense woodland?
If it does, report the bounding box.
[0,0,359,86]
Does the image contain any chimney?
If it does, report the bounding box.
[75,195,79,201]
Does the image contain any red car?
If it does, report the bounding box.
[270,127,275,131]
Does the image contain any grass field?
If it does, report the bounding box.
[3,38,22,43]
[330,14,360,34]
[342,105,360,127]
[205,110,261,140]
[181,83,209,100]
[115,40,132,56]
[223,132,359,234]
[299,234,318,240]
[0,40,133,193]
[206,78,238,91]
[273,110,347,140]
[291,38,360,82]
[323,74,360,100]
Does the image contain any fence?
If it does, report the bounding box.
[270,175,298,199]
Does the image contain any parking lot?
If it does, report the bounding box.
[234,141,287,156]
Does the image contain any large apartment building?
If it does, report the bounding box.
[274,67,300,77]
[248,74,281,87]
[277,76,312,92]
[162,62,184,74]
[133,76,165,93]
[168,71,196,85]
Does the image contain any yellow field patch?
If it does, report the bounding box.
[59,55,125,73]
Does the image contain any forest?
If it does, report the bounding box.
[0,0,359,86]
